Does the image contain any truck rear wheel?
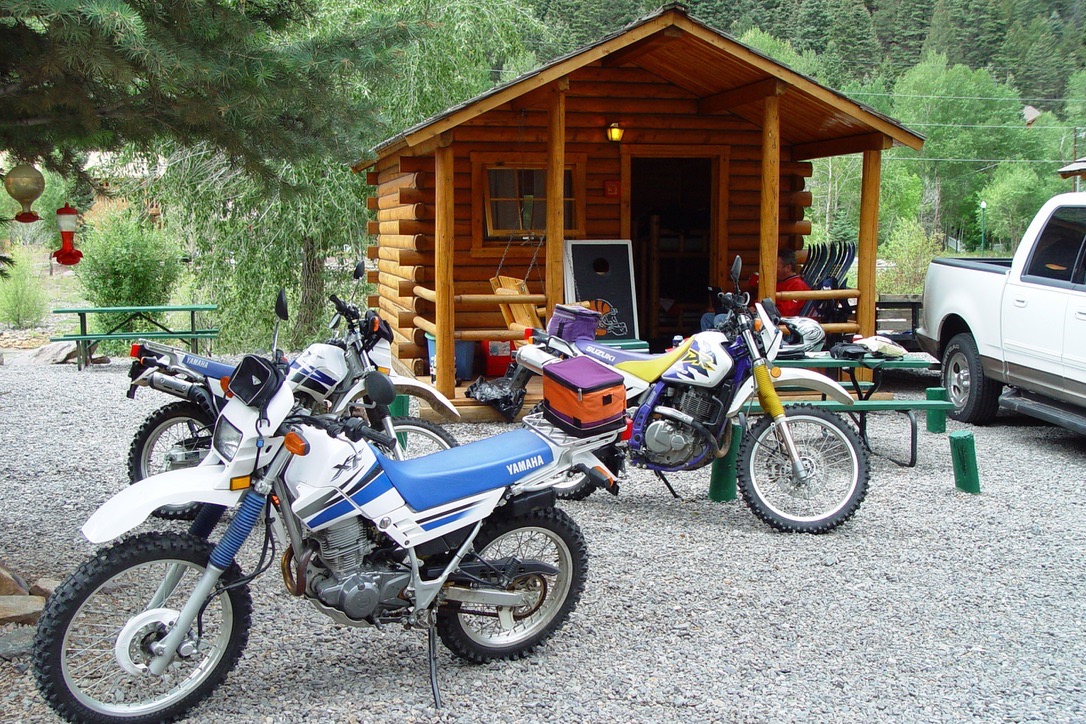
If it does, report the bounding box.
[942,333,1001,424]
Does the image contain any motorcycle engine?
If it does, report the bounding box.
[640,387,718,466]
[308,518,410,622]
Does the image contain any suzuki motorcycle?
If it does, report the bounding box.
[33,295,618,722]
[511,256,871,533]
[128,277,460,519]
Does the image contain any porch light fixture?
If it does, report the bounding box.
[606,123,624,143]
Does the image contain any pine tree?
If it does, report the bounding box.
[823,0,881,85]
[793,0,834,54]
[0,1,400,180]
[880,0,935,80]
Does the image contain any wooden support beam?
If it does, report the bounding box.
[857,149,881,341]
[699,78,785,115]
[545,83,566,317]
[792,132,893,161]
[758,94,780,302]
[434,143,455,397]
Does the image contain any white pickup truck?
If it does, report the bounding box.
[916,192,1086,433]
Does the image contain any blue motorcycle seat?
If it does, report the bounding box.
[378,429,554,512]
[178,352,235,381]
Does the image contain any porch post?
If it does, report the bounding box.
[434,140,456,397]
[545,80,568,316]
[759,93,780,301]
[857,148,881,340]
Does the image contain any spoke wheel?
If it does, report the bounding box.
[738,405,869,534]
[382,416,458,460]
[128,402,215,520]
[437,507,586,663]
[33,532,251,724]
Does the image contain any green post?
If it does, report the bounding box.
[389,394,410,449]
[709,423,741,502]
[949,430,981,494]
[926,387,948,433]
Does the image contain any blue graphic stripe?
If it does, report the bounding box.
[420,508,471,531]
[305,472,393,529]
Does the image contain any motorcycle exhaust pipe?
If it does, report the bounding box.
[145,370,197,398]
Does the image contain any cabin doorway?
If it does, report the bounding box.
[630,156,713,350]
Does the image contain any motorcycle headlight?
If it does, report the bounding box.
[213,418,243,461]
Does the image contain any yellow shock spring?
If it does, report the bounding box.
[754,363,785,418]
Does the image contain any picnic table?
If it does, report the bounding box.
[51,304,218,370]
[772,353,953,467]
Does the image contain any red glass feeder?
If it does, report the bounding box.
[53,203,83,266]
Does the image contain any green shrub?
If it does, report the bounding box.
[75,209,184,347]
[877,219,944,296]
[0,245,48,328]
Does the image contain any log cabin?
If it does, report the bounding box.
[352,3,924,405]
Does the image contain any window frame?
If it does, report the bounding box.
[470,152,587,257]
[1022,205,1086,289]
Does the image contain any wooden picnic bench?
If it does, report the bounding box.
[51,304,218,370]
[770,353,953,467]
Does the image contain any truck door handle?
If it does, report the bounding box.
[1012,297,1027,307]
[1076,309,1086,321]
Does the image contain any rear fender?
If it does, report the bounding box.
[82,468,243,544]
[726,367,853,417]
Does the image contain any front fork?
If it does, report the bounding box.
[750,349,809,484]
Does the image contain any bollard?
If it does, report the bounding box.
[926,387,948,433]
[709,423,742,502]
[389,394,410,448]
[949,430,981,494]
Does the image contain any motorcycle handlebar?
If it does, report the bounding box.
[328,294,360,321]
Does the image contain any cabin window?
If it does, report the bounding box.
[471,153,587,255]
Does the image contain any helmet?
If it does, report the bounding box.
[777,316,825,359]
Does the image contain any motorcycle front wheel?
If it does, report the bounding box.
[437,506,586,663]
[380,416,458,460]
[737,404,870,534]
[33,532,251,724]
[127,401,215,520]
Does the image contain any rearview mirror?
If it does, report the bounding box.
[353,261,366,281]
[275,288,289,321]
[729,256,742,289]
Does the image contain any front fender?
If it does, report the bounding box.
[330,377,461,421]
[726,367,854,417]
[82,468,244,544]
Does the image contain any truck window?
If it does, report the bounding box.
[1024,206,1086,285]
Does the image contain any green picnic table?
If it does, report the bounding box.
[771,353,952,467]
[51,304,218,370]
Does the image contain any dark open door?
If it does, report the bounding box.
[630,157,712,350]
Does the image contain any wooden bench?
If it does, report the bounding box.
[51,304,218,370]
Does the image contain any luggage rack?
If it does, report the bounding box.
[521,411,621,451]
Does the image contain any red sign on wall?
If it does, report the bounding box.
[603,180,620,198]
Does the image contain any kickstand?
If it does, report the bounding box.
[423,625,440,707]
[428,621,443,708]
[654,470,682,499]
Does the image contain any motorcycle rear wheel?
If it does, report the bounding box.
[437,506,586,663]
[127,401,215,520]
[737,405,869,534]
[33,532,251,724]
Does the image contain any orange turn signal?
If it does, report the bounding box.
[220,376,233,397]
[284,431,310,456]
[753,318,763,332]
[229,475,251,490]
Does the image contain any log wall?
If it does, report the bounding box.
[365,63,813,374]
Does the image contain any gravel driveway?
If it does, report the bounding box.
[1,359,1084,722]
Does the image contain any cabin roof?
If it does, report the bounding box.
[355,3,923,169]
[1058,157,1086,179]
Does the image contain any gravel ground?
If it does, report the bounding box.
[1,358,1085,722]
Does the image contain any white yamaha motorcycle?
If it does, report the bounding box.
[33,296,618,721]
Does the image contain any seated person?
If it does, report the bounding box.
[700,249,811,331]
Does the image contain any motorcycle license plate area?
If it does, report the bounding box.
[542,356,626,437]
